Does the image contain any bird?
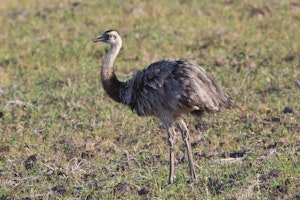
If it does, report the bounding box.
[93,30,233,184]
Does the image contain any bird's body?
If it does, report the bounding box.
[121,59,231,124]
[93,30,232,184]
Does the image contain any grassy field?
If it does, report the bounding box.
[0,0,299,199]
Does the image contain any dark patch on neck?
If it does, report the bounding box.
[105,29,118,34]
[101,74,123,103]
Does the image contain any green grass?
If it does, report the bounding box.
[0,0,299,199]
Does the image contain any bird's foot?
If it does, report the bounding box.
[166,175,176,186]
[187,177,197,185]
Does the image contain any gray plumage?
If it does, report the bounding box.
[93,30,233,184]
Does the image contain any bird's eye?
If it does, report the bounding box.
[108,35,116,40]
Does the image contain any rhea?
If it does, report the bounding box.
[93,30,232,184]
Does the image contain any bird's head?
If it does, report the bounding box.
[93,30,121,46]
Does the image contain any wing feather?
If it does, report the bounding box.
[124,59,232,118]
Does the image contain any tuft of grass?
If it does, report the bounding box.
[0,0,299,199]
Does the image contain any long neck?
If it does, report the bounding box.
[101,43,124,103]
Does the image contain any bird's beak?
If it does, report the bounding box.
[92,35,104,43]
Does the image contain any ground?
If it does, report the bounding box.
[0,0,299,199]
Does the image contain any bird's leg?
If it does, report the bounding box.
[178,119,197,183]
[167,126,177,184]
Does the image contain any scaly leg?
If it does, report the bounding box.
[178,119,197,182]
[167,126,176,184]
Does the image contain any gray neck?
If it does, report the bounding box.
[100,43,124,103]
[101,44,121,78]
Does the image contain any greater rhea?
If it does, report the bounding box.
[93,30,232,184]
